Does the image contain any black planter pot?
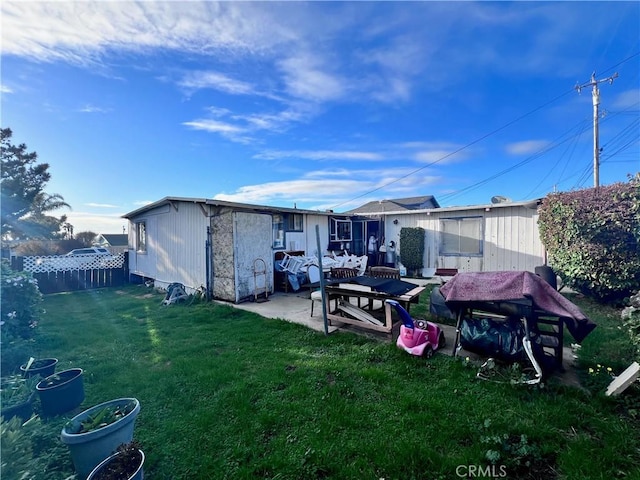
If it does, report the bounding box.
[0,391,36,422]
[86,448,145,480]
[36,368,84,416]
[20,358,58,378]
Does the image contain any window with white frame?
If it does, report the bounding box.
[329,217,352,241]
[440,217,482,256]
[136,222,147,253]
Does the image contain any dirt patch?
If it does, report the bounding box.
[135,293,156,299]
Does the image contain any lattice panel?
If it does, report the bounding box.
[23,252,126,273]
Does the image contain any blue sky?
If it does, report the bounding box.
[2,1,638,234]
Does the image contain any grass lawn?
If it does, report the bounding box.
[17,285,640,479]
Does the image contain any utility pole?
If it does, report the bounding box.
[575,71,618,187]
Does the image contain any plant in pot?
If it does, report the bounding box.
[0,374,39,422]
[61,398,141,479]
[36,368,85,417]
[20,356,58,378]
[87,440,145,480]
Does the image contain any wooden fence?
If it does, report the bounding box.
[11,252,129,294]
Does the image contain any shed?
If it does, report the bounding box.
[122,197,335,302]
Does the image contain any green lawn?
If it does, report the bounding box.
[14,285,640,479]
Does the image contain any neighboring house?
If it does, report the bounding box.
[347,195,440,214]
[350,197,546,274]
[122,197,338,302]
[94,234,129,254]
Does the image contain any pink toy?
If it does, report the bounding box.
[387,299,446,358]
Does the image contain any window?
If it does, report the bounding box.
[286,213,303,232]
[272,214,284,248]
[440,217,482,256]
[329,217,352,241]
[136,222,147,253]
[273,213,304,248]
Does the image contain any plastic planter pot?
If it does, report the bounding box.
[36,368,84,416]
[86,447,145,480]
[0,392,37,422]
[20,358,58,378]
[61,398,141,480]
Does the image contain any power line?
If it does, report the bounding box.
[331,51,640,210]
[329,88,576,210]
[440,119,593,203]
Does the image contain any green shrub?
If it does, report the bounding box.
[537,175,640,304]
[399,227,425,274]
[1,261,42,375]
[622,291,640,361]
[1,260,42,338]
[0,415,75,480]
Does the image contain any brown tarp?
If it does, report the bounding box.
[439,271,596,343]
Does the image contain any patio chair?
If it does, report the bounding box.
[310,290,323,317]
[370,266,401,280]
[307,264,321,284]
[330,267,358,279]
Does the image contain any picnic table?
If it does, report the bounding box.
[323,277,425,334]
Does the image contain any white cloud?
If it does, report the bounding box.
[505,140,551,155]
[64,211,128,234]
[213,165,442,208]
[0,84,13,94]
[178,71,256,96]
[84,203,119,208]
[277,53,346,103]
[254,150,384,162]
[214,178,366,205]
[183,119,244,134]
[1,2,280,64]
[182,119,253,143]
[78,104,111,114]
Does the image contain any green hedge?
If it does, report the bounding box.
[537,175,640,304]
[399,227,425,274]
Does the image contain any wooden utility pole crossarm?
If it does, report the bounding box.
[575,72,618,188]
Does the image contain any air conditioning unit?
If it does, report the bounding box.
[491,195,511,204]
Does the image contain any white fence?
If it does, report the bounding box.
[22,252,127,273]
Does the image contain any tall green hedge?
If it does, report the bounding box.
[399,227,425,274]
[537,175,640,304]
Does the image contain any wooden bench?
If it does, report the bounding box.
[435,268,458,277]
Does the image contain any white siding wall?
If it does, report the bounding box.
[128,202,209,291]
[304,214,330,257]
[380,205,545,274]
[483,206,544,272]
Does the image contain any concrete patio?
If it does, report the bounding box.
[219,284,582,388]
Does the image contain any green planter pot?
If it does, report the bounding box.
[20,358,58,378]
[36,368,85,417]
[61,398,141,480]
[86,447,145,480]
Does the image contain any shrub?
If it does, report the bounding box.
[1,260,42,338]
[537,175,640,304]
[399,227,425,274]
[1,260,42,374]
[622,291,640,361]
[1,415,75,480]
